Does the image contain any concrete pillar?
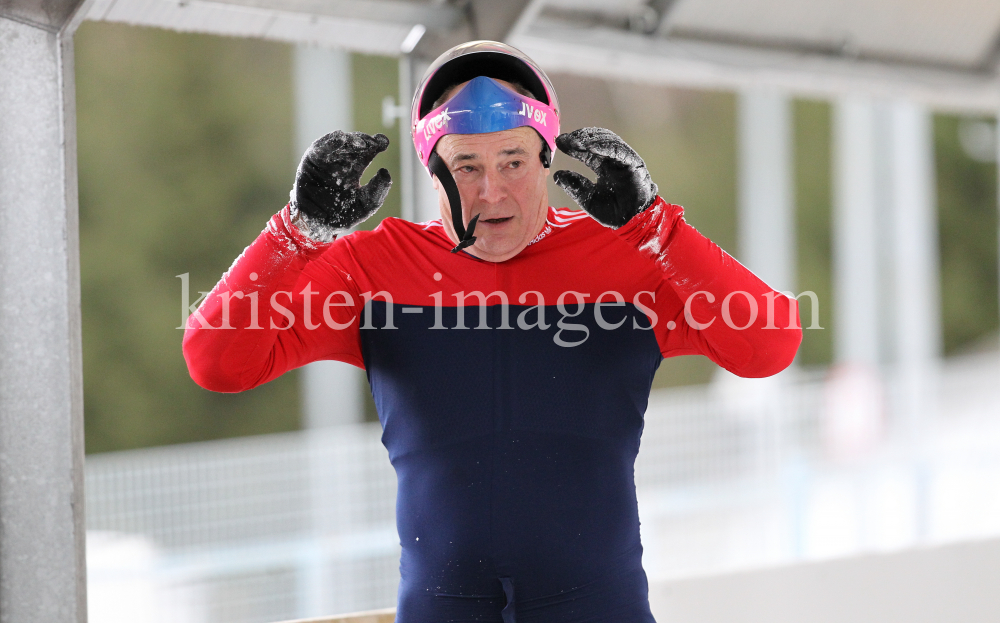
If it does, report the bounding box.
[737,89,795,294]
[831,97,940,542]
[293,45,365,429]
[293,45,365,619]
[0,8,87,623]
[888,102,940,406]
[833,97,883,367]
[733,89,796,494]
[294,45,353,169]
[399,55,440,224]
[887,101,940,542]
[825,96,888,488]
[398,55,416,223]
[833,99,939,374]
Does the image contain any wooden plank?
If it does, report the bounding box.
[275,608,396,623]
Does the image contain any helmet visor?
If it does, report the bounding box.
[412,76,558,167]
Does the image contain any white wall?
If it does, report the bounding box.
[649,538,1000,623]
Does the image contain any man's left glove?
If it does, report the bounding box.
[553,127,658,229]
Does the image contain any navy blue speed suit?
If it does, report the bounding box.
[184,198,801,622]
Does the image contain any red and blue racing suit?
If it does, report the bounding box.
[183,198,801,622]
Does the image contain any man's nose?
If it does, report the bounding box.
[477,167,507,205]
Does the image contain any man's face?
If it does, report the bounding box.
[433,125,550,263]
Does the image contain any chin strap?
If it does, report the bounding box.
[428,151,479,253]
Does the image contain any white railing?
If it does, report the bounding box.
[86,352,1000,623]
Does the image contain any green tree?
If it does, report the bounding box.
[76,23,302,453]
[935,114,999,354]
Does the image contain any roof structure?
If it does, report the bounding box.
[74,0,1000,111]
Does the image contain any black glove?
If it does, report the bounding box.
[292,131,392,234]
[553,128,658,229]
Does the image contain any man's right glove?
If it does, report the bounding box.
[553,127,658,229]
[291,131,392,240]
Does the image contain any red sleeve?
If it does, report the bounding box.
[617,197,802,378]
[182,204,365,393]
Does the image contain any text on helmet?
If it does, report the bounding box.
[519,102,547,126]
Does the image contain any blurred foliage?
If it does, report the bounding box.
[75,23,302,454]
[934,114,999,354]
[793,100,834,366]
[76,27,408,452]
[76,23,998,451]
[352,53,402,226]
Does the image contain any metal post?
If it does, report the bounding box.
[398,55,415,223]
[735,88,795,503]
[737,89,795,294]
[400,56,439,224]
[828,96,888,541]
[302,358,365,429]
[833,96,882,367]
[888,100,940,542]
[294,45,354,176]
[0,4,88,621]
[293,45,365,430]
[889,101,940,400]
[293,44,366,619]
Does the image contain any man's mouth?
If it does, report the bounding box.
[481,216,513,225]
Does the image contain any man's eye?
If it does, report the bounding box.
[508,160,522,169]
[457,165,475,173]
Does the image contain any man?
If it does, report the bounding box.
[184,41,800,622]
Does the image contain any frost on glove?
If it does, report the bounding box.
[292,131,393,241]
[553,127,658,229]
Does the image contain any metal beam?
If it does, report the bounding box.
[87,0,528,60]
[505,0,546,43]
[652,0,682,37]
[410,0,534,61]
[513,21,1000,114]
[84,0,417,56]
[0,0,84,30]
[0,1,91,621]
[79,0,1000,111]
[467,0,534,42]
[204,0,460,31]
